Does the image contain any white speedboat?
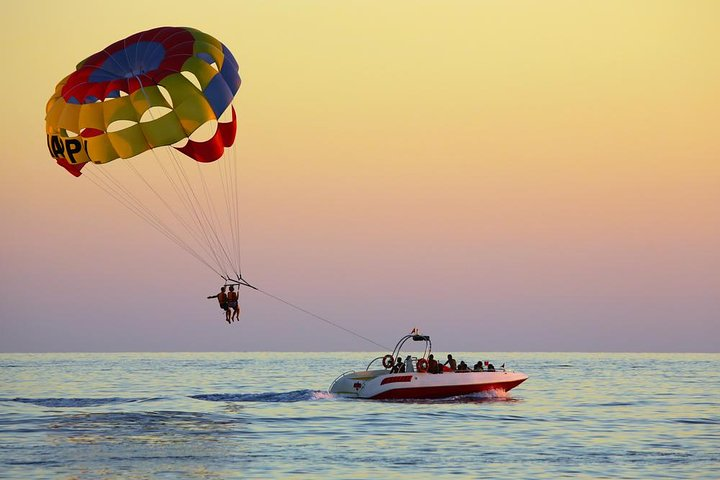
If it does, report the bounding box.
[329,332,528,400]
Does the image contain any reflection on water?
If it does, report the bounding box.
[1,352,719,479]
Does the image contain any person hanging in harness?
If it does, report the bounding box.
[207,286,231,324]
[227,285,240,322]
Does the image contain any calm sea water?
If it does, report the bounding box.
[1,352,718,479]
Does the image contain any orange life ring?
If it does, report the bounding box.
[382,355,394,369]
[416,358,429,372]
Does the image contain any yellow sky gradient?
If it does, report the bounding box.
[0,1,718,351]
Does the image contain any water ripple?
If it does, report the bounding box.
[190,389,330,403]
[1,397,160,408]
[1,351,718,479]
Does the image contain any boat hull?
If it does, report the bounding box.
[329,370,528,400]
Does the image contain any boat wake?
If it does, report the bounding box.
[2,392,336,407]
[1,397,160,408]
[190,390,334,403]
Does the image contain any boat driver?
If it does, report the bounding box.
[392,357,405,373]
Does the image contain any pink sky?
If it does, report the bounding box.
[1,1,718,352]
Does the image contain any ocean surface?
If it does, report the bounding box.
[1,352,718,479]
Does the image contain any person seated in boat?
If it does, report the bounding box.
[427,354,438,374]
[391,357,405,373]
[207,286,231,324]
[473,361,484,372]
[457,360,469,372]
[444,354,457,371]
[405,355,414,373]
[486,362,496,372]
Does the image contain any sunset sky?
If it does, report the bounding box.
[1,1,718,352]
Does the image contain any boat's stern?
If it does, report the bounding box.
[328,369,387,398]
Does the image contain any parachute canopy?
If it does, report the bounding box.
[46,26,241,176]
[45,27,246,281]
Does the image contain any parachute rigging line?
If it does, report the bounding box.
[161,149,230,273]
[144,148,228,273]
[166,146,239,277]
[246,284,391,351]
[192,148,239,277]
[219,143,244,278]
[134,74,232,267]
[132,74,241,279]
[83,167,224,276]
[124,147,216,258]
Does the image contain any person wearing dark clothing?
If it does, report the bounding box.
[392,357,405,373]
[473,361,484,372]
[457,360,469,371]
[487,362,496,372]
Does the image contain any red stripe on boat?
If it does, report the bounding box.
[372,378,527,399]
[380,375,413,385]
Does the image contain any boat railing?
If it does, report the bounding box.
[453,367,507,373]
[390,334,432,364]
[367,355,508,374]
[365,356,385,371]
[328,370,355,391]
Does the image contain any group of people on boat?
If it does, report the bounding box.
[207,286,240,324]
[422,354,495,374]
[389,353,497,374]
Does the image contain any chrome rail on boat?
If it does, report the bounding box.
[328,370,355,391]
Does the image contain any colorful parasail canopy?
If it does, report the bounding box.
[44,27,247,281]
[46,26,241,177]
